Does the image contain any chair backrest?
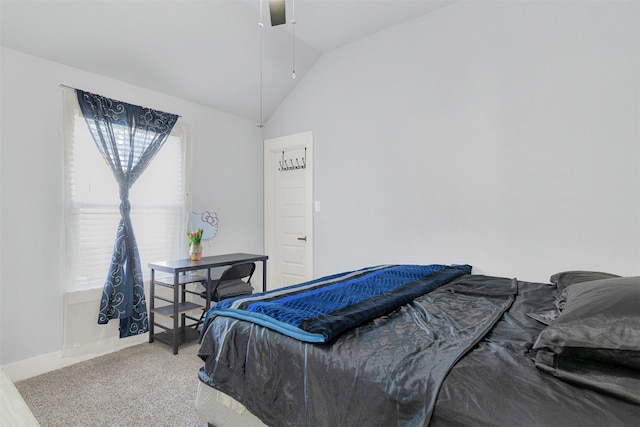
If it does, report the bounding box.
[219,262,255,283]
[213,262,256,301]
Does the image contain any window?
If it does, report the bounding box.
[63,90,190,291]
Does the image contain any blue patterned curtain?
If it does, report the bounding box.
[76,90,179,338]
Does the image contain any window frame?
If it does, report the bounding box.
[63,89,191,292]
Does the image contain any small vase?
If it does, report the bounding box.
[189,243,202,261]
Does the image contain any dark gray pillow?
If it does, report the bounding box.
[550,270,620,292]
[533,276,640,369]
[528,270,621,326]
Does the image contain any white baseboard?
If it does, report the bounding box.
[2,334,147,382]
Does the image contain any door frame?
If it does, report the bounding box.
[264,131,314,289]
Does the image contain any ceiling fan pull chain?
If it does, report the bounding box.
[258,0,265,128]
[291,0,296,79]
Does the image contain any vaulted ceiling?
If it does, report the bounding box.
[1,0,455,123]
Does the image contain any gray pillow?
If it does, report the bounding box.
[527,270,621,326]
[533,276,640,369]
[550,270,620,292]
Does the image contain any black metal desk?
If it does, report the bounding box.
[148,253,268,354]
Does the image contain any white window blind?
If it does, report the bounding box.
[63,90,190,291]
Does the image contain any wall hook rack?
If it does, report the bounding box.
[279,147,306,171]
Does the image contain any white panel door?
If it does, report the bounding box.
[264,131,313,290]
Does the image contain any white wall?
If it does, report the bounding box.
[265,1,640,282]
[0,47,264,370]
[2,0,638,377]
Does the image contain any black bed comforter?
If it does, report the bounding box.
[198,275,640,426]
[198,275,517,426]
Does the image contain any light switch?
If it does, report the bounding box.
[314,201,321,212]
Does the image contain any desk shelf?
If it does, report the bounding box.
[152,327,200,347]
[153,274,206,287]
[149,275,206,354]
[152,302,203,317]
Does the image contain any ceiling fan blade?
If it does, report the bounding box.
[269,0,286,26]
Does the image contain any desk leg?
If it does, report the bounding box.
[180,280,187,334]
[262,260,267,292]
[173,274,179,355]
[206,269,212,310]
[149,269,155,343]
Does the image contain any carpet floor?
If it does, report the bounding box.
[15,341,208,427]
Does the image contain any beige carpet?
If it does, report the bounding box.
[15,341,208,427]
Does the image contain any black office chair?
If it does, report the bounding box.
[197,262,256,327]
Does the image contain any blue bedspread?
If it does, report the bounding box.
[201,263,471,343]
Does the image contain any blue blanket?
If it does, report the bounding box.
[201,264,471,343]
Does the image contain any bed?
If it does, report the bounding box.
[195,264,640,426]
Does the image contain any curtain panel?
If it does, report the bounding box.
[76,89,179,338]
